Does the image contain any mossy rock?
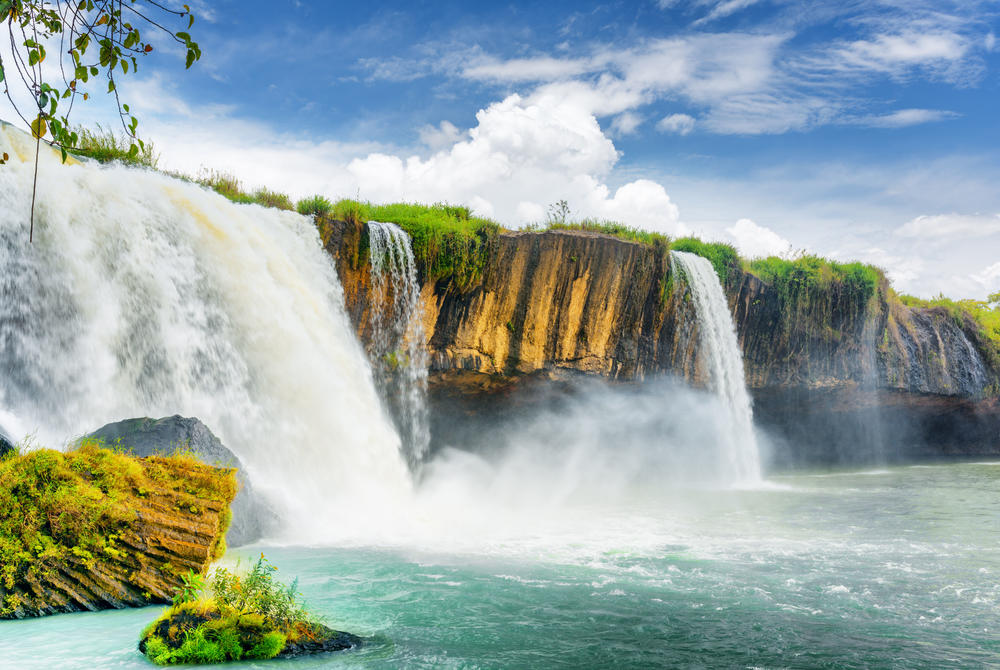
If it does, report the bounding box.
[138,601,361,664]
[0,443,238,618]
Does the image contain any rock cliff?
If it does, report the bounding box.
[320,218,1000,461]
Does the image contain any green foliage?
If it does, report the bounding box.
[0,440,238,616]
[173,569,206,606]
[68,125,159,168]
[749,255,882,301]
[195,169,255,205]
[671,237,740,284]
[546,199,570,224]
[250,187,294,211]
[209,553,309,631]
[247,631,287,660]
[140,554,323,665]
[331,199,503,290]
[0,1,200,164]
[297,195,334,217]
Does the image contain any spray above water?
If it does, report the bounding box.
[0,123,411,537]
[670,251,761,483]
[366,221,430,469]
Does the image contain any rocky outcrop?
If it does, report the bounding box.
[321,218,1000,461]
[0,444,237,619]
[82,416,276,547]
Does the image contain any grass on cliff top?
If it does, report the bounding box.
[0,441,237,616]
[748,255,884,302]
[328,199,504,290]
[141,554,327,665]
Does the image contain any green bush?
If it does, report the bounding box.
[670,237,740,284]
[544,219,670,250]
[140,554,327,665]
[749,255,882,301]
[297,195,334,217]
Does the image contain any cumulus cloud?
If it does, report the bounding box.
[133,92,685,235]
[609,111,644,136]
[896,213,1000,238]
[657,113,695,135]
[724,219,792,258]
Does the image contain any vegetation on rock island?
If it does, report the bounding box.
[139,554,360,664]
[0,440,236,618]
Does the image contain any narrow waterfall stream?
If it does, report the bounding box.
[670,250,762,483]
[366,221,430,469]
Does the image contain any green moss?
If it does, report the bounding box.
[0,441,238,616]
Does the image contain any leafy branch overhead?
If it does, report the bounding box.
[0,0,201,163]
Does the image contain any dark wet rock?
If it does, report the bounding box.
[0,426,14,459]
[83,415,276,546]
[277,625,363,657]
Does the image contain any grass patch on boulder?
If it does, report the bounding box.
[139,554,360,664]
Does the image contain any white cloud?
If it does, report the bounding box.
[859,108,959,128]
[724,219,792,258]
[851,247,924,287]
[972,260,1000,288]
[609,112,644,136]
[419,121,465,151]
[657,113,696,135]
[463,56,593,82]
[694,0,764,26]
[896,213,1000,238]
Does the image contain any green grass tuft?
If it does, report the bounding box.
[297,195,334,217]
[68,125,159,168]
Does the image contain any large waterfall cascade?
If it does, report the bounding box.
[670,250,762,483]
[0,123,411,536]
[366,221,430,469]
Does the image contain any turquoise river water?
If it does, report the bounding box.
[1,462,998,669]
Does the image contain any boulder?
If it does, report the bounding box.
[83,415,276,547]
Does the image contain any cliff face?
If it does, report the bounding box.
[0,444,237,619]
[320,219,1000,460]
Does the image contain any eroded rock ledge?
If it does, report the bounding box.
[321,218,1000,459]
[0,444,237,619]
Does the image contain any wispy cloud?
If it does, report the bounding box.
[856,108,960,128]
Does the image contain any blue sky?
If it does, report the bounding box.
[4,0,1000,298]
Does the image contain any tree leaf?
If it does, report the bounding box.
[30,116,48,139]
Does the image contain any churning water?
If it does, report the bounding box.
[671,250,761,483]
[365,221,430,469]
[2,462,997,669]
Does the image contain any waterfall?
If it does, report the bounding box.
[366,221,430,469]
[0,122,411,537]
[670,250,761,483]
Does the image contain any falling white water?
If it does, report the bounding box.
[670,250,761,483]
[0,122,411,536]
[367,221,430,468]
